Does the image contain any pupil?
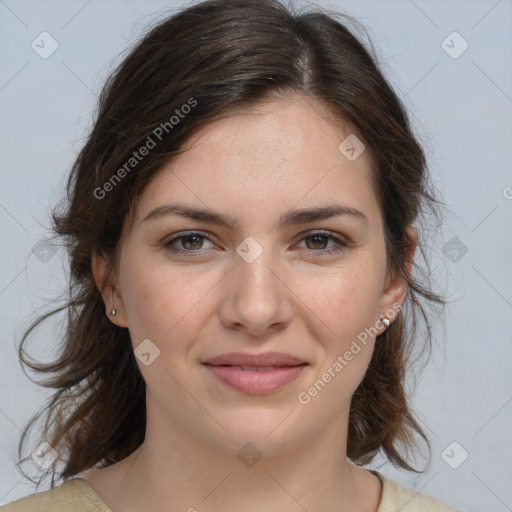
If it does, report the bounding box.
[184,235,201,249]
[181,235,329,251]
[309,235,327,249]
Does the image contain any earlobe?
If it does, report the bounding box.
[91,251,129,328]
[377,225,418,330]
[104,284,129,327]
[110,287,118,317]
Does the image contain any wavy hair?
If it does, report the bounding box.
[16,0,446,487]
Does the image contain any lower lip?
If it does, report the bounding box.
[204,364,307,395]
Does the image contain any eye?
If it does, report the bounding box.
[296,231,349,257]
[163,231,216,256]
[162,230,349,258]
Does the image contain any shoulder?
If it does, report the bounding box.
[373,471,460,512]
[0,479,111,512]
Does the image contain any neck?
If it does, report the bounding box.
[96,414,381,512]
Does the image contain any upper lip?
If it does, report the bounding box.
[203,351,307,367]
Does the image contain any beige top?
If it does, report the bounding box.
[1,470,460,511]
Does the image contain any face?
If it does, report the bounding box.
[94,96,408,457]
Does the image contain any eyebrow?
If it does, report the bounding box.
[142,203,368,229]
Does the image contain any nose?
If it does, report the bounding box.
[217,243,294,337]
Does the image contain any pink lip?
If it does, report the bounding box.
[203,351,306,367]
[203,351,308,395]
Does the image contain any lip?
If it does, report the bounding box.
[203,351,307,367]
[203,351,308,395]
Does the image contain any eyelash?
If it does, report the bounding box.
[162,230,349,258]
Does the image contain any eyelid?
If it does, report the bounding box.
[294,230,350,257]
[295,229,350,245]
[162,230,217,248]
[162,229,351,258]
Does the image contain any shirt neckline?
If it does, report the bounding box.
[71,469,390,511]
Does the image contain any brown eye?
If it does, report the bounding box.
[305,234,330,250]
[297,231,349,257]
[180,234,204,250]
[163,231,215,256]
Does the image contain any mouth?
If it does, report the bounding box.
[212,365,306,372]
[202,352,308,395]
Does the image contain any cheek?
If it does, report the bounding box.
[119,257,217,349]
[293,262,383,341]
[295,269,381,409]
[292,262,384,400]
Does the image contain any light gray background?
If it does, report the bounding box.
[1,1,511,510]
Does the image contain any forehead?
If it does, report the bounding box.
[176,95,372,171]
[133,96,378,226]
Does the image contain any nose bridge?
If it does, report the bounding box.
[218,237,293,334]
[235,238,282,308]
[238,243,278,294]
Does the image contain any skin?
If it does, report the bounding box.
[84,95,415,512]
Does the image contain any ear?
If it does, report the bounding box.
[91,250,129,328]
[377,225,417,329]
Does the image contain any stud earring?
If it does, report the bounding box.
[110,288,117,316]
[382,317,390,328]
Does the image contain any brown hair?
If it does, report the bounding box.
[16,0,446,487]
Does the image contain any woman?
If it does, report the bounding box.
[3,0,458,510]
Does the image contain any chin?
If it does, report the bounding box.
[201,406,306,457]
